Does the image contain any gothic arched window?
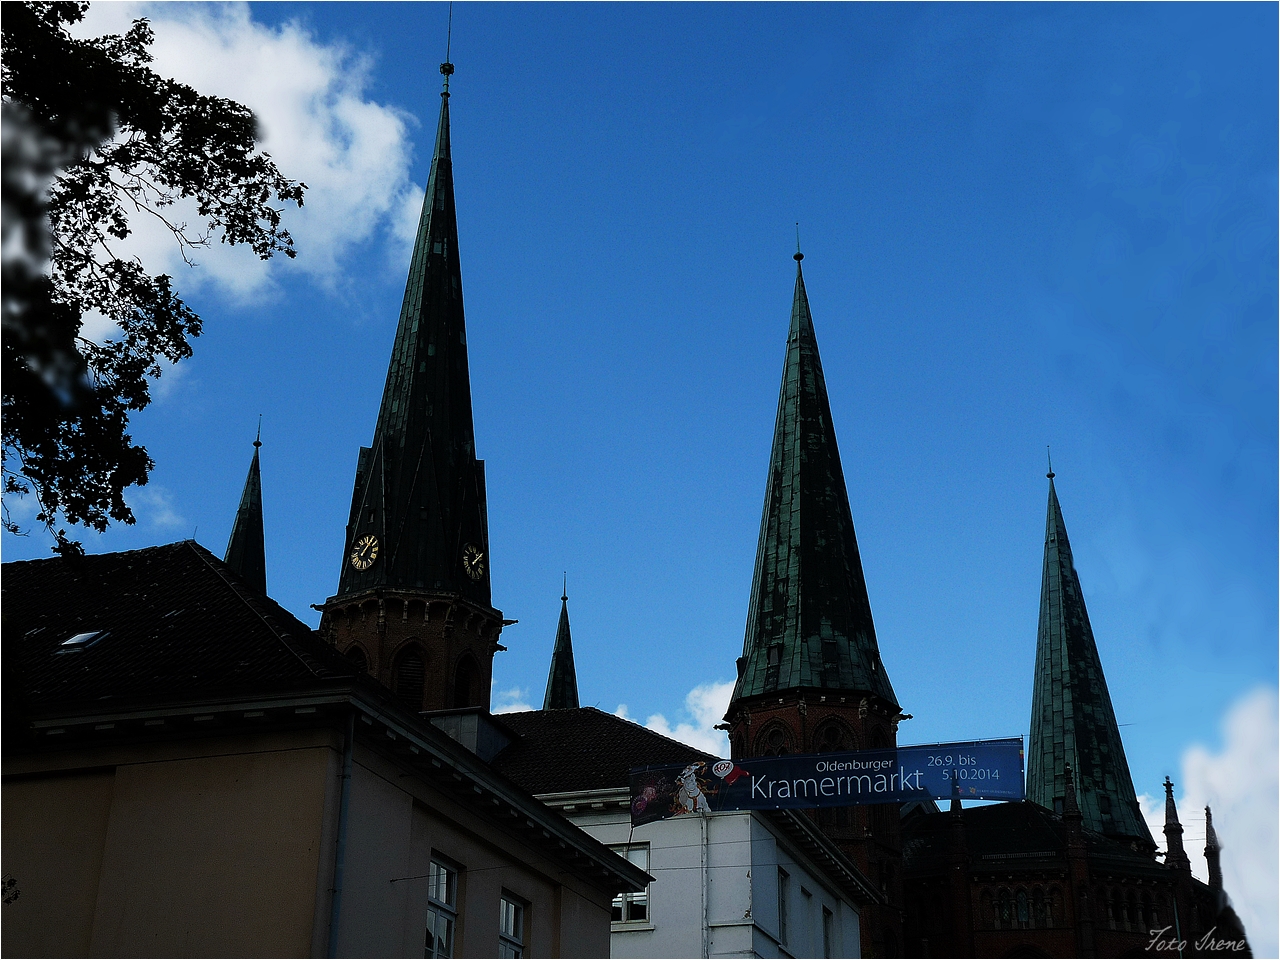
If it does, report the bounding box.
[394,645,426,710]
[1016,889,1029,927]
[757,723,791,757]
[345,645,368,674]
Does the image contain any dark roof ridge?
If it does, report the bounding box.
[502,705,722,761]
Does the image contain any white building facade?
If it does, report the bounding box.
[538,786,874,959]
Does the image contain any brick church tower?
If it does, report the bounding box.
[317,61,507,713]
[723,251,906,957]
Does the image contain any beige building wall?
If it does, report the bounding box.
[336,740,613,958]
[4,730,336,958]
[4,722,617,958]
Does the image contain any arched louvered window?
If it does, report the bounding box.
[452,655,477,709]
[1016,889,1029,927]
[345,645,369,674]
[394,646,426,710]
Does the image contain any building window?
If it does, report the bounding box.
[777,868,790,945]
[822,906,834,958]
[425,860,458,958]
[498,894,524,959]
[395,645,426,710]
[609,844,650,923]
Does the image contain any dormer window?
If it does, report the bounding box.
[58,630,108,653]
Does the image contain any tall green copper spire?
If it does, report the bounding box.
[224,425,266,595]
[1027,471,1154,850]
[334,64,491,606]
[542,579,580,710]
[729,253,897,708]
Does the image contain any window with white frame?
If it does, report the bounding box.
[425,859,458,958]
[498,894,524,958]
[609,843,650,923]
[777,867,790,945]
[822,905,834,958]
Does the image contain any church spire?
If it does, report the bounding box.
[1027,473,1153,850]
[1204,805,1224,890]
[729,252,897,709]
[224,425,266,595]
[333,58,491,606]
[542,578,580,710]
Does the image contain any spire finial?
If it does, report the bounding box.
[562,571,567,603]
[794,222,803,262]
[440,2,455,96]
[254,414,262,449]
[1046,445,1054,480]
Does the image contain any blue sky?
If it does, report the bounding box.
[6,3,1276,946]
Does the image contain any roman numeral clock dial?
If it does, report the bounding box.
[462,543,485,580]
[349,534,379,571]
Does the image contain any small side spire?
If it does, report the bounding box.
[224,426,267,595]
[1205,805,1224,891]
[543,581,580,710]
[1163,777,1192,872]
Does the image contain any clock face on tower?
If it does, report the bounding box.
[350,534,379,571]
[462,543,485,580]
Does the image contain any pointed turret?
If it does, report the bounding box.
[728,252,897,709]
[1205,805,1224,891]
[224,427,266,595]
[333,63,490,606]
[1027,472,1154,850]
[543,581,580,710]
[1162,777,1191,871]
[318,62,504,714]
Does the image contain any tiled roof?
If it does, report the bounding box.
[901,801,1164,878]
[492,707,717,795]
[3,540,355,716]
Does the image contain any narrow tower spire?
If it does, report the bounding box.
[332,58,489,605]
[224,426,266,595]
[728,253,897,708]
[1162,777,1192,871]
[319,59,505,714]
[1028,473,1154,849]
[1204,805,1224,890]
[543,582,580,710]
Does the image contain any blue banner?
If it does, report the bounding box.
[629,738,1024,826]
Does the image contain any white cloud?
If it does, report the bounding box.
[74,3,420,301]
[640,680,734,758]
[128,485,186,530]
[1139,687,1278,958]
[492,684,534,715]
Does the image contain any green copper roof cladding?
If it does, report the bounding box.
[224,434,266,595]
[543,591,580,710]
[335,80,491,606]
[1027,477,1154,849]
[729,257,898,709]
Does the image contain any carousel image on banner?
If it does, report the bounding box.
[629,738,1024,826]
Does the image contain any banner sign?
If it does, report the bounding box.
[629,738,1024,826]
